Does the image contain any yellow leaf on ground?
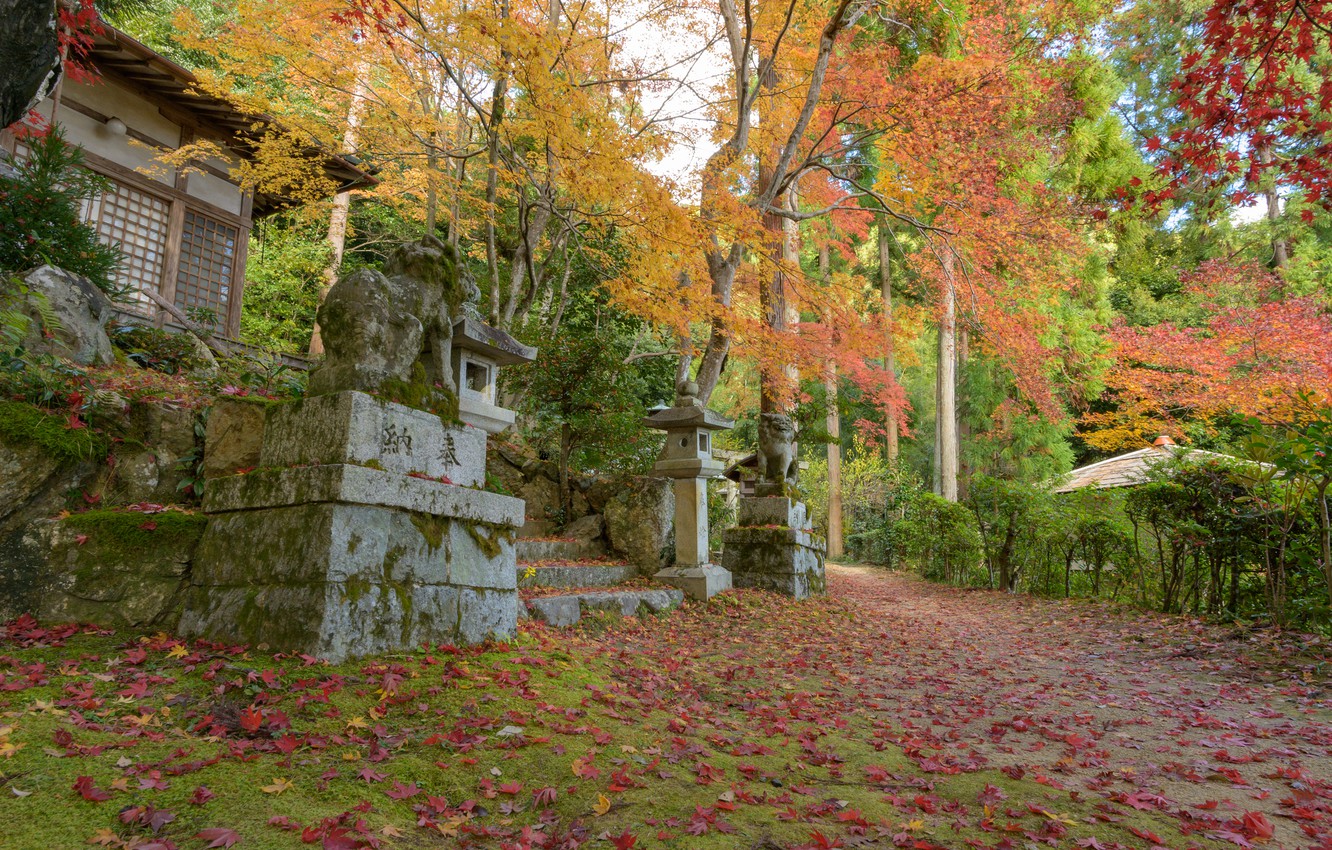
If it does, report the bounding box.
[166,645,189,659]
[262,777,293,794]
[593,794,612,816]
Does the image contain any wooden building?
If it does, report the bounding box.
[0,24,374,339]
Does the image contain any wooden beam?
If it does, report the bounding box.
[80,148,250,229]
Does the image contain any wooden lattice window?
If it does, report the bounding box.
[82,179,171,315]
[173,211,237,331]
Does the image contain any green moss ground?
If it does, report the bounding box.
[0,587,1236,850]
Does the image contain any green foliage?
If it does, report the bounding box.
[0,399,109,462]
[0,129,123,295]
[240,215,332,354]
[897,491,985,585]
[108,322,207,374]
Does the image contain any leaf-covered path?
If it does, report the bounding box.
[827,565,1332,850]
[0,565,1329,850]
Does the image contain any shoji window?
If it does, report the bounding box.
[173,211,237,332]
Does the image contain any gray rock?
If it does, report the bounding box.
[0,429,104,540]
[0,0,59,130]
[515,537,605,563]
[108,403,197,504]
[563,512,603,542]
[523,587,684,627]
[517,562,636,589]
[204,398,266,479]
[20,266,114,366]
[0,513,204,628]
[525,596,580,627]
[518,475,561,522]
[603,476,674,571]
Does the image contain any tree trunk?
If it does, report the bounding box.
[308,71,369,357]
[821,244,843,557]
[936,251,958,501]
[956,326,970,501]
[825,362,843,557]
[758,163,790,414]
[879,224,898,463]
[1257,142,1289,269]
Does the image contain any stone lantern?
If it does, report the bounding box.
[451,316,537,434]
[643,382,734,600]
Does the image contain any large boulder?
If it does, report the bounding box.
[107,404,200,504]
[602,476,674,572]
[0,510,206,628]
[203,398,267,479]
[20,266,115,365]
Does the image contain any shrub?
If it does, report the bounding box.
[897,491,984,585]
[0,128,122,294]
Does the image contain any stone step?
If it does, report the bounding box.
[518,561,638,589]
[515,537,605,563]
[522,587,684,627]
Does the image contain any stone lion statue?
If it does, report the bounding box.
[308,235,467,400]
[756,412,797,495]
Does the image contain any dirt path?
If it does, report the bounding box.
[827,564,1332,849]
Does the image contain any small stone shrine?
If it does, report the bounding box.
[644,381,734,600]
[722,412,826,598]
[180,236,536,661]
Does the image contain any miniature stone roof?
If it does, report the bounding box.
[452,316,537,366]
[1053,436,1242,493]
[643,405,734,432]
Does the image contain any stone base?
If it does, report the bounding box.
[261,391,486,486]
[653,563,732,601]
[722,498,826,600]
[181,499,518,661]
[183,463,524,663]
[736,496,808,529]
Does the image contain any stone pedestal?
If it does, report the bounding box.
[722,496,826,599]
[180,392,523,661]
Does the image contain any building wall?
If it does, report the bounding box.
[4,75,252,338]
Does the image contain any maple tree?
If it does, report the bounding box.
[1082,259,1332,449]
[1130,0,1332,220]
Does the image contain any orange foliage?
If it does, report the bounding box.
[1082,261,1332,450]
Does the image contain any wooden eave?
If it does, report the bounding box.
[86,23,377,216]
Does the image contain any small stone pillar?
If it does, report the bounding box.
[721,413,826,598]
[643,384,734,600]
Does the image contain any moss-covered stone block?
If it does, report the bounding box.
[0,509,206,627]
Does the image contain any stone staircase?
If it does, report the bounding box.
[515,515,684,626]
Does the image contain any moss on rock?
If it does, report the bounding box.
[0,400,109,463]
